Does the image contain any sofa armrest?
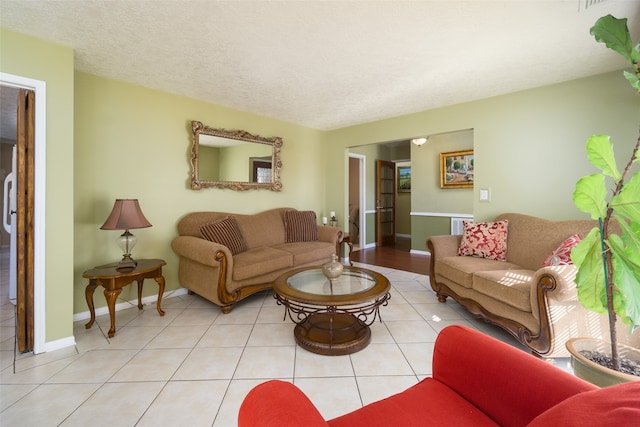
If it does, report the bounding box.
[531,265,578,303]
[238,380,329,427]
[426,235,462,259]
[318,225,343,245]
[171,235,233,266]
[433,325,596,427]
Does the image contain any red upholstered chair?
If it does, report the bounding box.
[238,325,640,426]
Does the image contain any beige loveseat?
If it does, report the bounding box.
[172,208,342,313]
[427,213,639,357]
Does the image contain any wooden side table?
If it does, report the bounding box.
[83,258,166,338]
[336,234,354,266]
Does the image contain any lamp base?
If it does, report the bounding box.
[116,256,137,271]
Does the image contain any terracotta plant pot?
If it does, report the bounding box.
[566,337,640,387]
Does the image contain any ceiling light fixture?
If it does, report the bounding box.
[411,137,428,147]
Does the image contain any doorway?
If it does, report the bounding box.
[348,154,365,250]
[0,73,46,354]
[376,160,396,247]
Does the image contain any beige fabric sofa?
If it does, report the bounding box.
[172,208,342,313]
[427,213,639,357]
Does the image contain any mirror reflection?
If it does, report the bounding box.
[190,121,283,191]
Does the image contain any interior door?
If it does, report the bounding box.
[16,89,35,353]
[376,160,395,247]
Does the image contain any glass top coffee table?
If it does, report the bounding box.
[273,266,391,355]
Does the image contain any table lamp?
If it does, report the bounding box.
[100,199,152,269]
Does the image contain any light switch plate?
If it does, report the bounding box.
[479,188,491,202]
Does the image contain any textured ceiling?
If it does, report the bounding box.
[1,0,639,139]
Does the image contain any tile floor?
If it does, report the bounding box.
[0,263,571,426]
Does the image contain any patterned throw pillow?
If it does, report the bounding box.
[542,234,582,267]
[200,216,247,255]
[457,220,509,261]
[284,210,319,243]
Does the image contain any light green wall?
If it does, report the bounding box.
[0,29,75,343]
[327,71,640,251]
[73,72,327,314]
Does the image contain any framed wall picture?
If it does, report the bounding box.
[440,150,474,189]
[397,166,411,192]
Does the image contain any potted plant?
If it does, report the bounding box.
[569,14,640,386]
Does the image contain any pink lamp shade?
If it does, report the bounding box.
[100,199,152,231]
[101,199,151,269]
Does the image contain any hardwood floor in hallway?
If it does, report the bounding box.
[350,237,430,276]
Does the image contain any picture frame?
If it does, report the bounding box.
[440,150,474,189]
[397,166,411,192]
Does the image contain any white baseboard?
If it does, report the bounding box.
[45,335,76,352]
[411,249,430,256]
[72,288,188,322]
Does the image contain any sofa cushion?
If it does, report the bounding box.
[435,256,522,289]
[542,234,581,267]
[527,381,640,427]
[458,220,509,261]
[273,241,335,266]
[232,246,293,281]
[236,209,287,249]
[284,210,319,243]
[472,269,534,312]
[494,213,596,271]
[328,378,498,427]
[200,216,247,255]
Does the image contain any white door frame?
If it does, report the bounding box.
[1,72,47,354]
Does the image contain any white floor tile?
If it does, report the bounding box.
[45,349,138,384]
[247,323,296,346]
[385,320,439,343]
[137,379,230,427]
[349,343,414,376]
[234,346,295,379]
[173,347,243,380]
[109,348,191,382]
[294,347,355,377]
[145,325,208,349]
[59,381,164,426]
[1,383,101,426]
[197,323,253,348]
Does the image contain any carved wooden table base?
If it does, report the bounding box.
[83,259,166,338]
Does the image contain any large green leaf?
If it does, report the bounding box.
[625,70,640,91]
[609,236,640,330]
[572,229,608,313]
[591,15,640,65]
[573,174,608,219]
[611,172,640,221]
[609,220,640,330]
[586,135,621,181]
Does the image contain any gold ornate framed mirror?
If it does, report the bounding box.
[190,121,283,191]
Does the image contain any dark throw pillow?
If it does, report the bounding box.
[284,210,319,243]
[200,216,247,255]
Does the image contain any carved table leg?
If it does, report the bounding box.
[345,239,354,266]
[153,275,165,316]
[104,287,122,338]
[84,280,99,330]
[137,279,144,310]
